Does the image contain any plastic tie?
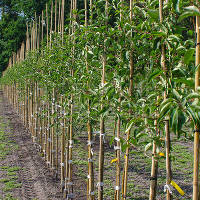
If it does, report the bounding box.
[69,140,74,145]
[93,131,100,134]
[87,140,93,146]
[91,148,94,156]
[164,184,172,194]
[67,182,73,186]
[68,160,72,164]
[115,137,120,142]
[115,186,120,191]
[97,182,104,191]
[60,162,65,167]
[100,133,106,143]
[97,182,104,186]
[114,146,120,150]
[67,193,74,199]
[89,191,95,196]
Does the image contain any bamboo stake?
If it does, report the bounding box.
[47,100,51,165]
[115,109,121,200]
[61,0,65,44]
[35,13,37,50]
[115,0,125,198]
[193,3,200,199]
[55,0,57,33]
[58,0,61,33]
[67,0,76,198]
[51,89,56,170]
[46,3,49,47]
[98,1,108,199]
[122,0,134,198]
[38,16,40,50]
[159,1,172,199]
[56,95,59,178]
[42,11,44,43]
[50,1,53,48]
[149,97,159,200]
[64,113,69,198]
[85,0,95,198]
[61,95,66,191]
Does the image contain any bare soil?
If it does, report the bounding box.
[0,91,64,200]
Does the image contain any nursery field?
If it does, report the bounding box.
[2,0,200,200]
[0,91,195,199]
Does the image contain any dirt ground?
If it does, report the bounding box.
[0,91,64,200]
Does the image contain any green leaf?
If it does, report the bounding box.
[148,69,163,82]
[186,105,197,125]
[184,48,195,65]
[172,89,182,100]
[178,6,200,22]
[152,31,167,38]
[172,0,181,13]
[145,142,152,152]
[160,98,174,108]
[159,102,173,123]
[173,78,194,88]
[125,118,135,133]
[109,136,115,146]
[186,92,200,100]
[147,9,159,20]
[171,107,178,134]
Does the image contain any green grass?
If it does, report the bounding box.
[0,111,21,200]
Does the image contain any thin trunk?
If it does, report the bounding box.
[61,95,66,191]
[149,97,159,200]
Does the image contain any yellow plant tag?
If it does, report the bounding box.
[111,158,118,164]
[159,152,165,157]
[124,155,126,159]
[170,180,185,196]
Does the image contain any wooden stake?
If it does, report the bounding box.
[55,0,57,33]
[61,0,65,44]
[50,1,53,48]
[159,1,172,199]
[122,0,134,198]
[38,16,40,49]
[149,97,159,200]
[58,0,61,33]
[98,2,108,199]
[85,0,95,198]
[61,95,66,191]
[193,3,200,199]
[42,11,44,43]
[46,3,49,47]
